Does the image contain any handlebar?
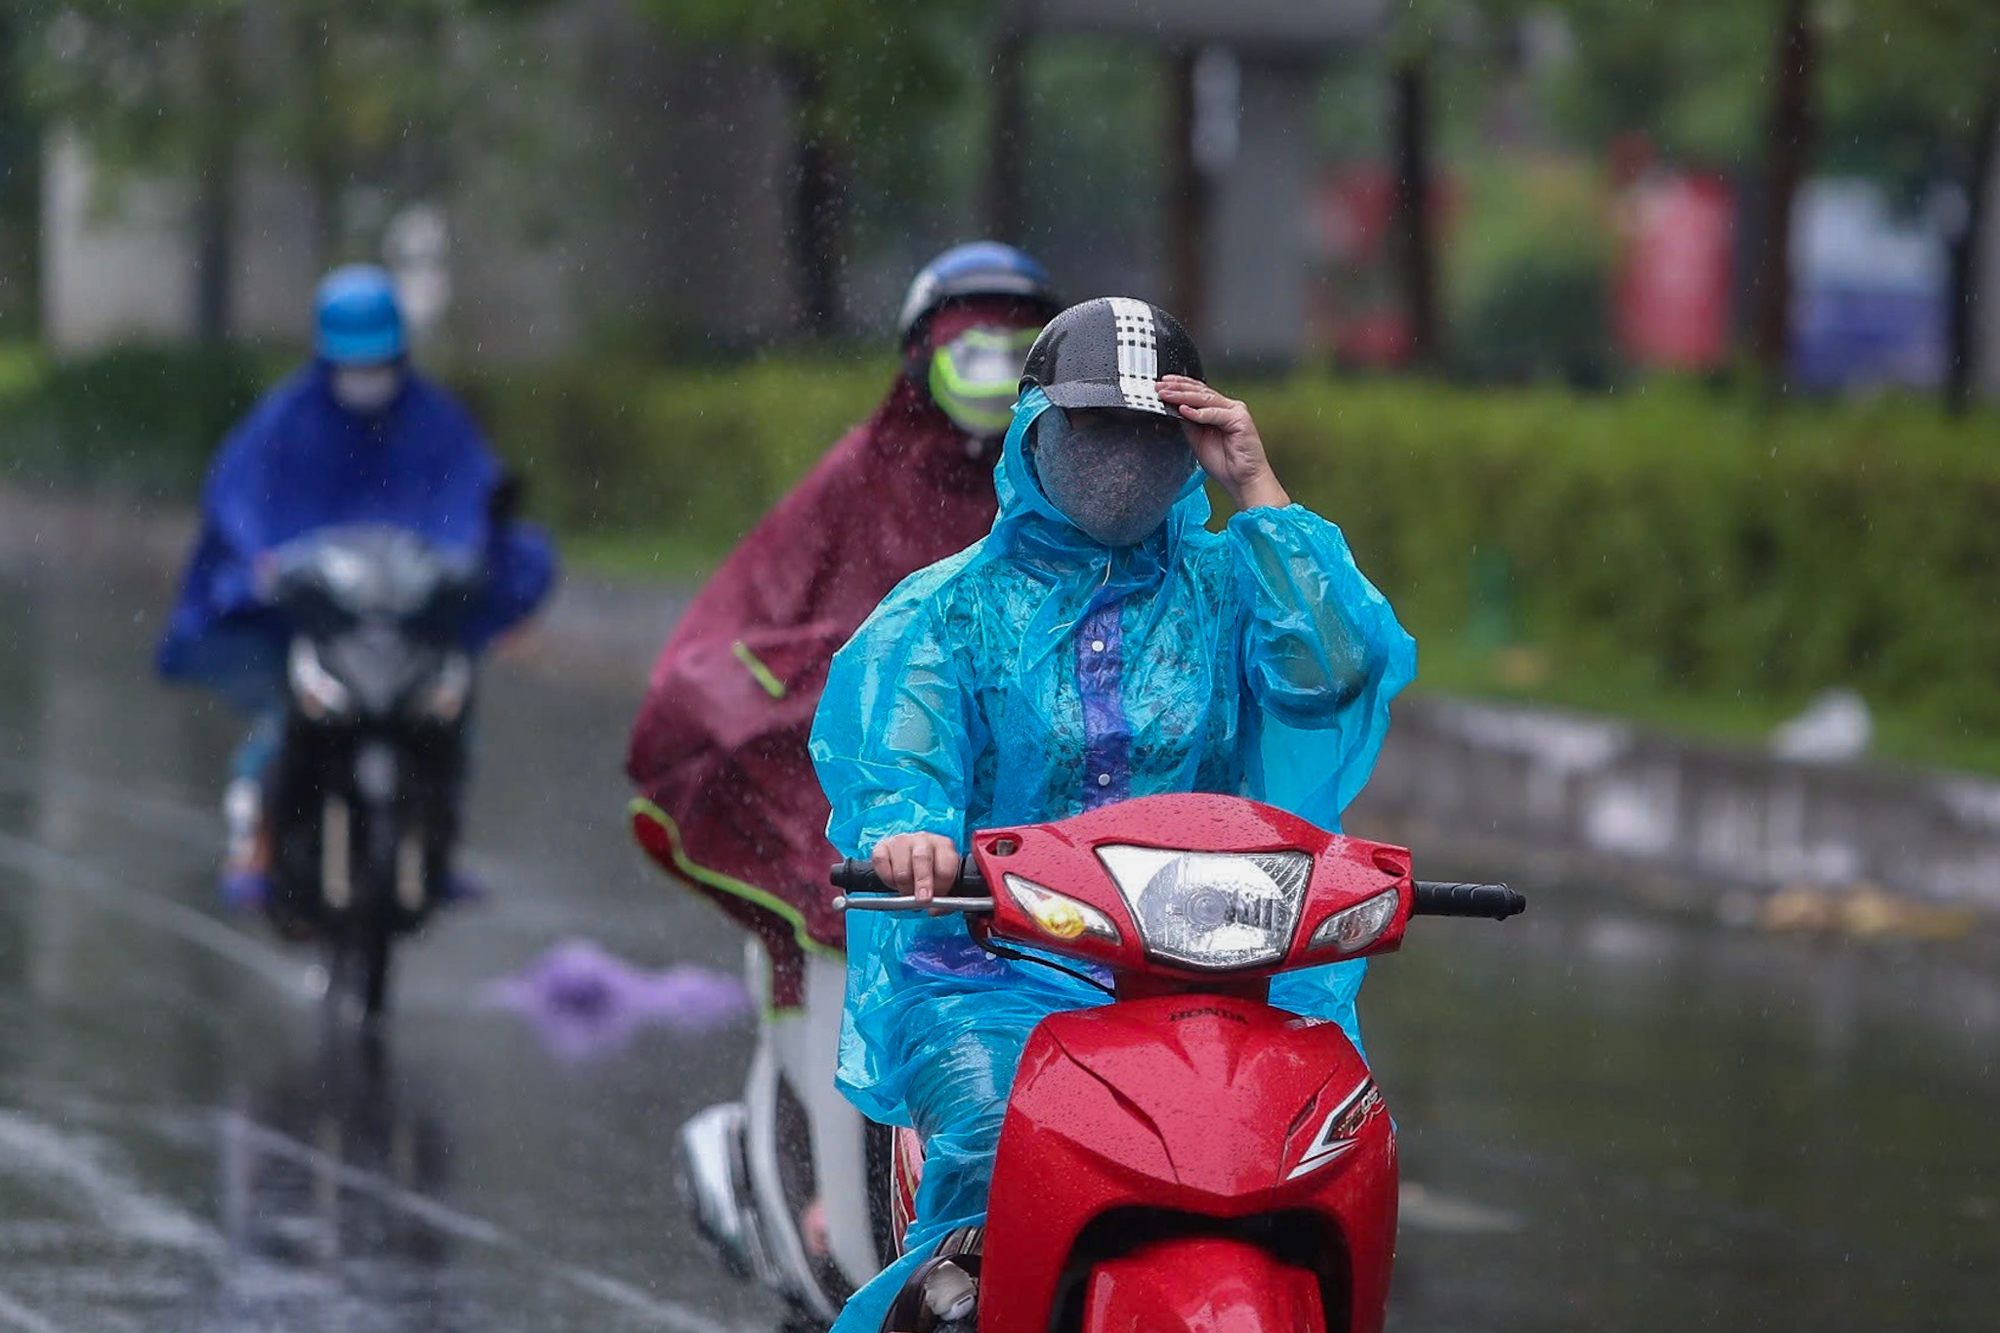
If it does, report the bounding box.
[829,858,991,913]
[830,861,1524,921]
[1411,881,1526,920]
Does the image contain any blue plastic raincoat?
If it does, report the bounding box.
[156,363,556,710]
[808,387,1416,1332]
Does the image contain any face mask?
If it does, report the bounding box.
[928,326,1041,440]
[1032,407,1197,547]
[331,363,404,415]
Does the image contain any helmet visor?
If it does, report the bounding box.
[929,326,1041,439]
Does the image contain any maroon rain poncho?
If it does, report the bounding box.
[626,357,1003,1007]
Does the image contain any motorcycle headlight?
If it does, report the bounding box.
[415,652,472,722]
[1002,874,1122,945]
[1306,888,1400,956]
[287,640,350,719]
[1095,846,1312,970]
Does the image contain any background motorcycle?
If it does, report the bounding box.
[261,524,482,1018]
[677,939,896,1330]
[832,792,1527,1333]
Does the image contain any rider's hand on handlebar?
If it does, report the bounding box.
[870,833,962,907]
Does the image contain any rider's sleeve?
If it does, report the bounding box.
[1227,504,1414,731]
[812,580,979,859]
[1229,505,1414,1061]
[156,434,287,706]
[466,519,557,649]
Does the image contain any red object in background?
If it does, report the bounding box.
[1309,164,1459,368]
[1615,174,1736,369]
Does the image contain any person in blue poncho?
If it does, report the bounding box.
[808,297,1416,1333]
[157,265,556,904]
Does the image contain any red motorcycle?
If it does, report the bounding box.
[832,792,1525,1333]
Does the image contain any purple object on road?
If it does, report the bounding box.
[484,939,752,1061]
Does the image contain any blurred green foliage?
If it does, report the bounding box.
[457,355,900,559]
[6,347,1999,766]
[1541,0,1774,163]
[14,0,565,281]
[0,341,277,494]
[1447,159,1615,384]
[632,0,983,148]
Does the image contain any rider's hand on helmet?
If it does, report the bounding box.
[871,832,963,907]
[1157,376,1291,512]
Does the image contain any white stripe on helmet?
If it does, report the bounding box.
[1107,297,1166,414]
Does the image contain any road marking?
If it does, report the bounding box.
[222,1112,746,1333]
[0,1286,65,1333]
[0,828,314,996]
[0,759,755,1329]
[0,1110,223,1257]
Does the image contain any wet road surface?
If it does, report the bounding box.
[1,561,1995,1331]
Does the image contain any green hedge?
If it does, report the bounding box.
[7,344,1998,760]
[0,344,285,496]
[474,362,2000,742]
[462,357,899,559]
[1246,381,2000,744]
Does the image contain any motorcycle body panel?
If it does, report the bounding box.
[682,944,887,1323]
[978,994,1395,1333]
[966,794,1414,986]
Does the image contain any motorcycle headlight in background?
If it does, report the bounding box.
[1095,846,1312,970]
[416,652,472,722]
[1307,888,1400,956]
[288,640,351,720]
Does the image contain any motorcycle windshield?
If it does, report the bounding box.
[268,524,483,636]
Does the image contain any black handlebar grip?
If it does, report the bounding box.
[828,857,987,895]
[830,859,887,894]
[1412,881,1527,920]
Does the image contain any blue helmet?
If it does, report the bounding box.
[314,264,406,364]
[896,242,1058,347]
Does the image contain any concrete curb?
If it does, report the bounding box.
[1355,699,2000,914]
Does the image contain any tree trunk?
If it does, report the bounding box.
[293,11,344,273]
[1390,53,1440,371]
[1166,47,1210,337]
[0,13,40,331]
[1754,0,1817,390]
[191,11,240,343]
[1946,81,2000,414]
[984,20,1027,245]
[780,54,844,340]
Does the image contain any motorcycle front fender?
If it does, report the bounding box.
[1081,1235,1326,1333]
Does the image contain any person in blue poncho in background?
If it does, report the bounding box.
[157,264,555,905]
[808,297,1416,1333]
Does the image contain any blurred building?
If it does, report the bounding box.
[42,0,797,362]
[42,0,1395,367]
[1021,0,1383,363]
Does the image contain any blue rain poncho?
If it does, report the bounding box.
[156,363,556,711]
[808,387,1415,1331]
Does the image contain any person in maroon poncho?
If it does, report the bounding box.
[626,244,1060,1011]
